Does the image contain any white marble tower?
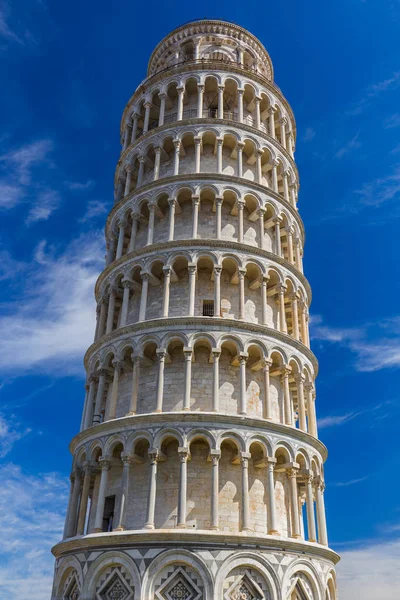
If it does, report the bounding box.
[51,19,339,600]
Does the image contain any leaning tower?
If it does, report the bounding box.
[52,19,339,600]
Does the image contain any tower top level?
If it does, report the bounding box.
[147,19,274,81]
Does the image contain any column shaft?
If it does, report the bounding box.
[93,460,111,532]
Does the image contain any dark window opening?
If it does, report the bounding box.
[203,300,214,317]
[102,494,115,532]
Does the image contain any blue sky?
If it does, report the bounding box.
[0,0,399,598]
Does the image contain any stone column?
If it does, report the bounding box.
[128,356,141,415]
[258,208,265,249]
[77,463,92,535]
[287,468,301,538]
[238,268,246,320]
[173,139,180,175]
[271,160,279,193]
[115,455,133,531]
[177,447,189,527]
[183,348,192,410]
[66,469,82,537]
[241,452,252,531]
[123,121,131,151]
[261,276,268,325]
[268,106,276,138]
[218,85,224,119]
[299,301,308,346]
[286,227,294,263]
[120,279,132,328]
[280,117,287,149]
[93,369,107,424]
[107,360,123,421]
[295,374,307,432]
[212,349,221,412]
[215,196,222,239]
[97,297,108,340]
[146,203,156,245]
[316,480,328,545]
[106,287,116,335]
[290,183,297,208]
[197,84,204,117]
[238,88,244,123]
[137,155,146,186]
[131,113,139,143]
[153,146,161,180]
[139,272,149,321]
[216,137,223,173]
[128,213,139,252]
[283,170,290,202]
[277,284,287,333]
[237,142,244,177]
[263,359,273,420]
[274,217,282,256]
[291,294,300,340]
[294,237,302,269]
[188,264,197,316]
[288,133,295,159]
[255,96,261,129]
[305,473,317,542]
[210,450,221,529]
[214,266,221,317]
[93,458,111,532]
[191,196,200,239]
[162,266,171,317]
[177,86,185,120]
[158,92,166,126]
[281,366,292,426]
[155,349,166,412]
[266,458,278,534]
[306,384,318,438]
[143,102,152,132]
[83,376,97,429]
[124,166,133,197]
[168,198,177,241]
[239,353,248,415]
[106,235,116,266]
[144,451,158,529]
[194,136,201,172]
[256,149,263,184]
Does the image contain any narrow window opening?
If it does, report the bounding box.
[102,494,115,532]
[203,299,214,317]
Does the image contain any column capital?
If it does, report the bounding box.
[112,359,124,372]
[238,267,246,278]
[99,457,112,470]
[183,347,193,360]
[178,446,190,462]
[279,116,288,125]
[215,195,223,205]
[122,278,132,289]
[125,164,133,174]
[236,199,245,210]
[216,136,224,144]
[158,91,168,99]
[148,449,159,463]
[130,210,141,222]
[97,367,109,378]
[304,382,314,393]
[218,84,225,91]
[121,454,134,466]
[117,217,127,228]
[276,283,287,294]
[258,207,266,217]
[305,472,314,484]
[273,216,283,225]
[263,358,273,369]
[138,154,147,164]
[140,271,151,282]
[268,105,277,115]
[131,354,142,365]
[286,467,298,478]
[192,195,200,206]
[197,84,205,92]
[143,100,152,109]
[156,348,167,360]
[236,141,245,150]
[281,364,292,377]
[194,135,202,145]
[239,352,249,364]
[214,265,222,276]
[294,373,305,384]
[188,263,197,274]
[89,373,98,383]
[212,348,221,359]
[168,197,177,207]
[162,265,172,275]
[237,87,245,95]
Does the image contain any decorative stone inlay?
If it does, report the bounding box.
[225,573,264,600]
[98,570,133,600]
[156,566,202,600]
[63,573,80,600]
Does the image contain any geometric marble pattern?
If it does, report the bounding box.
[155,566,202,600]
[224,571,265,600]
[96,567,134,600]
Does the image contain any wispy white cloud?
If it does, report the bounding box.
[79,199,108,222]
[334,133,361,159]
[0,6,23,44]
[338,538,400,600]
[0,414,32,457]
[384,113,400,129]
[311,315,400,371]
[346,71,400,115]
[355,165,400,206]
[0,139,54,185]
[302,127,316,142]
[0,463,67,599]
[66,179,95,191]
[332,476,369,487]
[25,189,61,224]
[0,249,25,281]
[0,231,104,374]
[318,412,361,429]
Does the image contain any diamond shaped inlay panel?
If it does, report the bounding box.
[99,572,131,600]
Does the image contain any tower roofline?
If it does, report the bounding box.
[147,18,274,80]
